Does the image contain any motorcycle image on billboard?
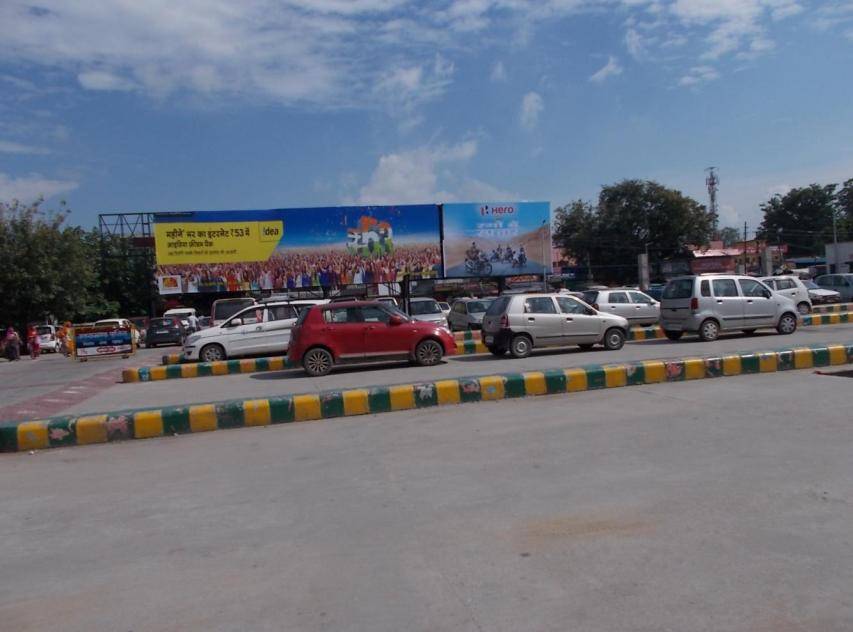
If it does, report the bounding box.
[442,202,551,278]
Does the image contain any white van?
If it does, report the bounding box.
[163,308,197,330]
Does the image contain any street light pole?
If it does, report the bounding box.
[541,219,548,291]
[832,206,839,273]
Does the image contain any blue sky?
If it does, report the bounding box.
[1,0,852,234]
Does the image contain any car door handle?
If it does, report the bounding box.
[716,300,723,303]
[746,300,753,303]
[527,317,536,322]
[565,317,573,321]
[254,326,263,331]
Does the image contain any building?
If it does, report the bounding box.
[688,240,787,275]
[824,241,853,273]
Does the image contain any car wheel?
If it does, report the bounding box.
[415,339,443,366]
[698,319,720,342]
[664,330,683,341]
[303,347,333,377]
[487,345,506,356]
[797,302,811,315]
[200,344,226,363]
[603,328,626,351]
[578,343,595,350]
[777,313,797,335]
[509,334,532,358]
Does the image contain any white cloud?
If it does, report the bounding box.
[490,60,507,82]
[0,140,50,155]
[589,56,623,83]
[77,70,136,91]
[354,139,513,204]
[678,65,720,86]
[625,28,646,58]
[520,92,544,130]
[0,0,813,110]
[0,172,78,203]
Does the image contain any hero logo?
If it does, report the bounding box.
[479,205,516,216]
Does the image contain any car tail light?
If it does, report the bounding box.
[690,297,699,311]
[500,314,509,329]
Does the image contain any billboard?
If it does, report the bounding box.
[154,205,442,293]
[442,202,551,278]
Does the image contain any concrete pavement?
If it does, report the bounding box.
[55,324,853,416]
[2,370,852,631]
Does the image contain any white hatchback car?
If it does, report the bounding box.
[183,300,326,362]
[760,276,812,314]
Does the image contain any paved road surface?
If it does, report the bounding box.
[1,370,851,631]
[0,347,165,420]
[55,324,853,416]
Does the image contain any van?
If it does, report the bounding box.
[660,275,798,342]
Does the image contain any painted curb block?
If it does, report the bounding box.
[7,342,853,454]
[812,302,853,314]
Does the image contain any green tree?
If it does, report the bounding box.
[835,178,853,240]
[554,180,713,284]
[716,226,741,248]
[0,198,115,329]
[756,184,837,257]
[93,232,157,317]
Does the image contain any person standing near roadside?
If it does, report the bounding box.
[4,327,21,361]
[28,328,41,359]
[187,312,199,333]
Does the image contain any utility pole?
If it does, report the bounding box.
[832,205,839,273]
[742,221,748,274]
[706,167,719,235]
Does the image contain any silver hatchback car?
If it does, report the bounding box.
[481,293,630,358]
[660,275,798,342]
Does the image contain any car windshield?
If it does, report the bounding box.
[803,280,819,289]
[212,300,254,321]
[485,296,511,316]
[383,305,410,320]
[467,300,493,313]
[663,279,695,299]
[36,326,52,335]
[150,318,174,327]
[409,300,442,315]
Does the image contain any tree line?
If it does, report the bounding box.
[0,199,155,331]
[553,178,853,284]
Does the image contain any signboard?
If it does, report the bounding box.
[154,205,442,293]
[442,202,551,278]
[73,325,134,360]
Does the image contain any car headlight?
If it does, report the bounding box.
[186,334,201,345]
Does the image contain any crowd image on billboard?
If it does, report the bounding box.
[154,205,443,293]
[158,246,442,293]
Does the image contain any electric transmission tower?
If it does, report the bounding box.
[705,167,719,234]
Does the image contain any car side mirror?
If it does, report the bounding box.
[585,307,597,316]
[763,290,772,299]
[389,315,404,326]
[229,318,243,327]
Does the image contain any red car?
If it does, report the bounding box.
[288,301,456,377]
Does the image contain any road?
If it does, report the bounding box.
[2,370,851,631]
[0,347,165,420]
[51,323,853,417]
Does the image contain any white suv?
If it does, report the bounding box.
[760,276,812,314]
[183,300,326,362]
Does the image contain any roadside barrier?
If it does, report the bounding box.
[4,342,851,454]
[812,302,853,314]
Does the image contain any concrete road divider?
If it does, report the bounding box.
[812,302,853,314]
[802,312,850,326]
[5,342,851,454]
